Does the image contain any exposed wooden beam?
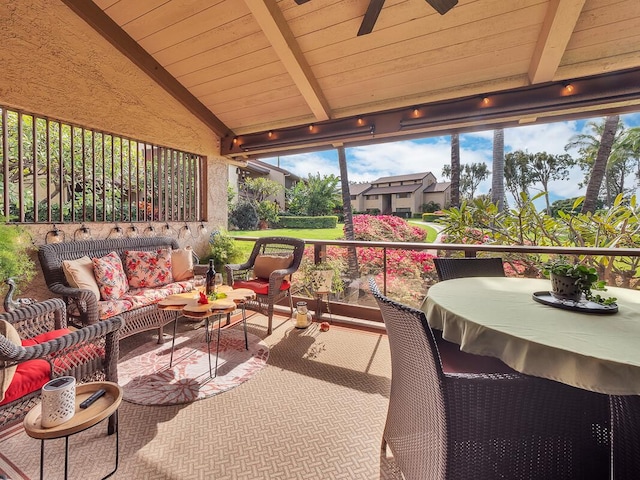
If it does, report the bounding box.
[528,0,586,84]
[222,68,640,158]
[244,0,331,122]
[358,0,385,37]
[426,0,458,16]
[60,0,231,138]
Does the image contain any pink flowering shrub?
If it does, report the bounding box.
[358,247,435,279]
[350,215,426,242]
[372,272,427,307]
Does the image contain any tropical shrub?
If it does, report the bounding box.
[229,202,259,230]
[205,230,244,272]
[438,193,640,287]
[279,216,338,229]
[351,215,426,242]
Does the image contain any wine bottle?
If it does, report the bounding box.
[206,259,216,296]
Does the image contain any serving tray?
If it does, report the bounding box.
[532,291,618,314]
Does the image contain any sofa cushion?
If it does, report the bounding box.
[253,254,293,280]
[125,249,173,288]
[98,299,135,320]
[233,278,291,296]
[171,246,194,281]
[93,278,202,319]
[62,256,100,301]
[93,251,129,300]
[1,319,21,402]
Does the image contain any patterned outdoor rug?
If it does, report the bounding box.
[118,326,269,406]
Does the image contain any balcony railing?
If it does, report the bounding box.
[234,237,640,325]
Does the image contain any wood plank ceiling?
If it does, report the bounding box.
[74,0,640,159]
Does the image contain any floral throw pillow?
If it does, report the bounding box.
[93,252,129,301]
[124,249,173,288]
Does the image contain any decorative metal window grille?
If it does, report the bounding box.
[0,105,204,224]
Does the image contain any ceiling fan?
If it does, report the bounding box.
[294,0,458,36]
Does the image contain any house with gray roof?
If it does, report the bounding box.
[352,172,450,216]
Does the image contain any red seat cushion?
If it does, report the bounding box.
[29,328,73,344]
[233,279,291,296]
[0,328,79,406]
[0,359,50,406]
[433,329,517,375]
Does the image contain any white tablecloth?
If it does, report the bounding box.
[422,277,640,395]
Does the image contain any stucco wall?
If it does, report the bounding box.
[0,0,228,225]
[0,0,231,301]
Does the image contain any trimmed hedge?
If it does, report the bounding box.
[278,216,338,229]
[422,213,446,222]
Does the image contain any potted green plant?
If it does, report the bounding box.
[303,260,344,296]
[205,229,244,273]
[542,261,616,305]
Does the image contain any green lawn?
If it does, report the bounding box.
[233,225,345,240]
[231,222,438,256]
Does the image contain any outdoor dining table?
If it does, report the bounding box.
[422,276,640,479]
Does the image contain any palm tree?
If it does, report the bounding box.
[337,146,359,279]
[491,128,505,211]
[450,133,460,207]
[582,115,619,213]
[567,116,625,209]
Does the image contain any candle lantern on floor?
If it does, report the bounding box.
[295,301,312,329]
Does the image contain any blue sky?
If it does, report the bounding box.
[261,112,640,205]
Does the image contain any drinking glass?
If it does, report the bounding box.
[214,273,224,290]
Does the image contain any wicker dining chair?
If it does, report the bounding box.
[1,298,123,432]
[369,278,610,480]
[433,257,505,281]
[225,237,305,335]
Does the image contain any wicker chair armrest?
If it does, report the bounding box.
[225,264,252,284]
[0,298,68,334]
[193,264,208,276]
[48,282,98,304]
[267,267,297,291]
[48,282,99,325]
[226,262,252,272]
[0,316,124,364]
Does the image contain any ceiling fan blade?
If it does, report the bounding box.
[357,0,385,36]
[425,0,458,15]
[294,0,311,4]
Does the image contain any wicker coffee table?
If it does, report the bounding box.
[23,381,123,480]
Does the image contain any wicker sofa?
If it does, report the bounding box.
[39,237,204,342]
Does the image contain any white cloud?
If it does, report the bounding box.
[261,113,640,201]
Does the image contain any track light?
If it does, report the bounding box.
[241,125,375,151]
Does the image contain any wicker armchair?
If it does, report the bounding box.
[369,278,610,480]
[433,257,505,281]
[1,299,123,432]
[225,237,305,335]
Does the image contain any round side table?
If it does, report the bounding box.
[23,381,123,480]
